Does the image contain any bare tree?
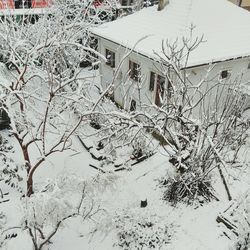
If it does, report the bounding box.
[0,0,110,196]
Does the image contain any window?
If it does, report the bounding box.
[129,60,141,81]
[130,99,136,111]
[105,49,115,68]
[149,71,166,92]
[149,72,173,106]
[121,0,133,6]
[14,0,32,9]
[14,0,22,8]
[248,62,250,69]
[121,0,128,5]
[220,70,230,79]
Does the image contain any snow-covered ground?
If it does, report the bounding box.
[0,66,249,250]
[1,128,249,250]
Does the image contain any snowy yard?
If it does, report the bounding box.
[1,128,249,250]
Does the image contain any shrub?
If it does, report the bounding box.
[114,208,172,250]
[234,193,250,250]
[160,167,217,205]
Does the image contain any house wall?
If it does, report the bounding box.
[98,37,167,110]
[185,58,250,118]
[98,37,250,114]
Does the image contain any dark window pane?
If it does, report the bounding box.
[15,0,22,8]
[130,99,136,111]
[129,60,141,82]
[106,49,115,68]
[149,72,155,91]
[221,70,228,79]
[121,0,127,6]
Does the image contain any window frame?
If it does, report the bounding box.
[129,60,141,82]
[149,71,174,106]
[149,71,166,92]
[105,48,115,68]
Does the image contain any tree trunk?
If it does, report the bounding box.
[22,146,31,173]
[21,146,34,196]
[27,176,34,197]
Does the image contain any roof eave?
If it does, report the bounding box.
[93,33,250,71]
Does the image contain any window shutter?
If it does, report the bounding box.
[149,72,155,91]
[111,52,115,68]
[129,60,133,78]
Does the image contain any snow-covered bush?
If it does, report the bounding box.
[0,212,7,230]
[233,193,250,250]
[19,174,104,250]
[131,135,152,159]
[160,167,215,205]
[0,135,24,193]
[217,192,250,250]
[113,208,172,250]
[89,172,119,194]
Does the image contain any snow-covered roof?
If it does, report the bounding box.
[92,0,250,68]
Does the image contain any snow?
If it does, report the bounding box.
[1,116,249,250]
[92,0,250,68]
[1,120,239,250]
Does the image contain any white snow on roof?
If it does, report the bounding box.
[92,0,250,68]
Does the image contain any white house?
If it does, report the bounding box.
[92,0,250,111]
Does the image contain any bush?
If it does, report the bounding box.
[234,193,250,250]
[160,167,217,205]
[114,208,172,250]
[131,135,152,160]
